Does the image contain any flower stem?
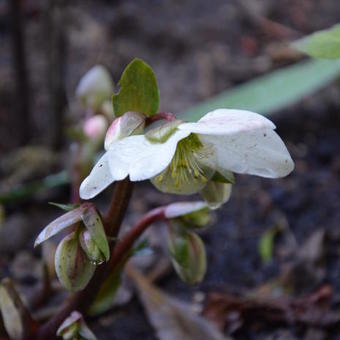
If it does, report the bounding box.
[104,178,133,237]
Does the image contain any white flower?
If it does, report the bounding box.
[80,109,294,199]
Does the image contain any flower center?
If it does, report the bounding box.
[151,134,216,195]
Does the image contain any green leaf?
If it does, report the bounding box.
[258,225,281,264]
[293,24,340,59]
[113,58,159,117]
[88,264,122,316]
[49,202,80,212]
[182,59,340,121]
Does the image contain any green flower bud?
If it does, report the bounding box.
[167,224,207,284]
[55,232,96,291]
[79,229,105,265]
[200,181,232,209]
[81,204,110,262]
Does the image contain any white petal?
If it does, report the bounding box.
[179,109,275,136]
[108,130,191,181]
[199,128,294,178]
[79,152,115,199]
[164,201,208,219]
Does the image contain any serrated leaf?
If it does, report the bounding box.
[55,232,96,291]
[293,24,340,59]
[113,58,159,117]
[81,205,110,262]
[34,207,83,247]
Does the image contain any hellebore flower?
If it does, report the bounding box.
[80,109,294,200]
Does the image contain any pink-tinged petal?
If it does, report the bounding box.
[79,151,115,200]
[34,207,83,247]
[199,127,294,178]
[107,130,191,182]
[178,109,275,136]
[104,111,145,150]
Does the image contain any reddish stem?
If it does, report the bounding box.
[104,178,133,237]
[109,207,165,267]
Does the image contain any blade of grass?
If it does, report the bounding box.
[181,59,340,121]
[0,171,70,204]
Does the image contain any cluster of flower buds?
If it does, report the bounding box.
[34,203,110,291]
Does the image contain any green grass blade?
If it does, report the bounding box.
[181,59,340,121]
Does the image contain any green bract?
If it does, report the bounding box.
[167,224,207,285]
[57,311,97,340]
[55,232,96,291]
[113,58,159,117]
[293,24,340,59]
[145,120,182,143]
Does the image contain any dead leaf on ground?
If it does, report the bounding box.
[125,263,231,340]
[203,284,340,335]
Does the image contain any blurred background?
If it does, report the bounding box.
[1,0,340,339]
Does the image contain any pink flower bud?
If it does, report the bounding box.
[83,115,108,140]
[104,111,145,150]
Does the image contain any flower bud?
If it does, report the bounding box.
[76,65,113,111]
[55,232,96,291]
[79,229,105,265]
[0,278,35,339]
[104,111,145,150]
[167,224,206,284]
[81,204,110,262]
[200,182,232,209]
[83,115,108,140]
[57,311,97,340]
